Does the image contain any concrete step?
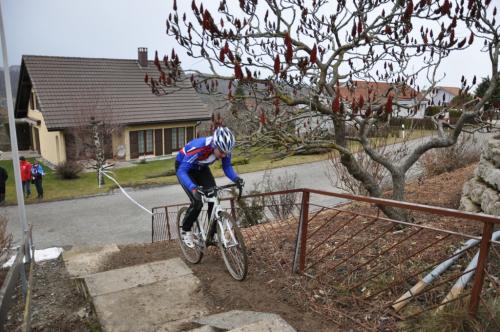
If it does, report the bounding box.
[194,310,296,332]
[84,258,192,297]
[80,257,209,332]
[62,244,121,278]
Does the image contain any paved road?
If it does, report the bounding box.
[3,157,346,249]
[2,133,492,249]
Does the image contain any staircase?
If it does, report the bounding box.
[63,245,296,332]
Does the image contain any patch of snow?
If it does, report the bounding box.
[2,247,63,268]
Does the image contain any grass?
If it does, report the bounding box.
[0,129,432,204]
[400,298,500,332]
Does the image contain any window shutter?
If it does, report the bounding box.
[154,129,163,156]
[129,131,139,159]
[186,127,194,142]
[164,128,172,154]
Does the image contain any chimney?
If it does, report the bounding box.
[138,47,148,67]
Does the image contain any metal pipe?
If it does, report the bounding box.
[440,230,500,313]
[392,236,481,312]
[0,1,31,259]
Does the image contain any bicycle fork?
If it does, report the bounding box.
[217,216,239,248]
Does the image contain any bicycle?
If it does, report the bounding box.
[177,183,248,281]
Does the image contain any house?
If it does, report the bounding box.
[339,80,430,118]
[14,48,209,165]
[429,86,461,106]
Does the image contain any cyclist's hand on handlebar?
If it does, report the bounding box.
[235,177,245,189]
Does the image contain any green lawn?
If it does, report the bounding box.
[0,130,432,204]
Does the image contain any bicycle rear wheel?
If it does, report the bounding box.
[177,207,203,264]
[216,211,248,281]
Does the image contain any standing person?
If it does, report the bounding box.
[0,166,7,204]
[175,126,244,248]
[19,156,32,197]
[31,160,45,199]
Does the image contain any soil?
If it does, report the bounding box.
[1,163,481,331]
[4,258,100,332]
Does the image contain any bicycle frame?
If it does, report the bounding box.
[196,186,239,248]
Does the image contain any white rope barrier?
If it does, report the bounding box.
[99,168,152,215]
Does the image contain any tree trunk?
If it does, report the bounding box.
[335,117,409,222]
[92,121,105,186]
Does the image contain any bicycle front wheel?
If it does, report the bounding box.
[177,207,203,264]
[216,212,248,281]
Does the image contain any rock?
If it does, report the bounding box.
[76,308,88,319]
[481,187,500,216]
[483,138,500,167]
[459,197,481,213]
[460,136,500,216]
[462,178,487,204]
[476,158,500,191]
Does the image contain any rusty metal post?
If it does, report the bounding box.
[230,198,237,220]
[165,207,171,241]
[151,208,155,243]
[293,190,310,274]
[468,222,494,318]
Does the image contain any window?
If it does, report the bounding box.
[171,129,177,150]
[171,127,186,150]
[146,130,153,152]
[138,131,145,154]
[29,91,35,110]
[178,128,185,147]
[136,130,154,155]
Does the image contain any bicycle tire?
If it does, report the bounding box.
[216,211,248,281]
[177,207,203,264]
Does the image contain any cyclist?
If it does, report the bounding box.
[175,126,244,248]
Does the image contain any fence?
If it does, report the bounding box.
[0,229,34,331]
[152,188,499,330]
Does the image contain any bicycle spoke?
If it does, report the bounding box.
[217,212,248,281]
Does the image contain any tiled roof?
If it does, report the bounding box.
[437,86,461,96]
[18,55,209,130]
[338,80,421,104]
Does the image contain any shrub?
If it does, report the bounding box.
[55,161,83,179]
[390,117,436,130]
[420,133,481,176]
[235,170,299,227]
[327,136,410,195]
[260,170,299,221]
[425,105,445,116]
[235,190,265,228]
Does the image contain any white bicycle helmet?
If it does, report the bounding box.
[213,127,236,153]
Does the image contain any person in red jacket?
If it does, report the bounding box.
[19,156,32,197]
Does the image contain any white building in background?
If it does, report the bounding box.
[339,81,430,118]
[430,86,461,106]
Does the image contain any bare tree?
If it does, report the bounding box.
[150,0,499,221]
[65,91,122,186]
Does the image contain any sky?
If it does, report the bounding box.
[1,0,495,88]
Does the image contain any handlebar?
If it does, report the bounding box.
[197,183,243,200]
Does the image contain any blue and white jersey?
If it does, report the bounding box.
[176,136,239,191]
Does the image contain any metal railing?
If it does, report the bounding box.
[0,228,34,331]
[152,188,499,330]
